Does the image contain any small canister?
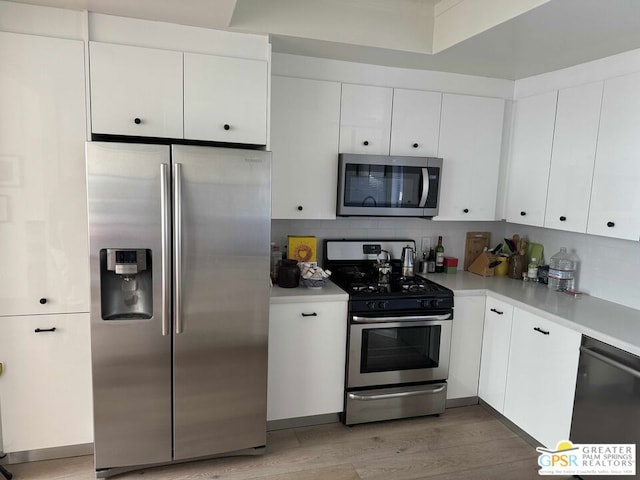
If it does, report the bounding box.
[277,259,300,288]
[494,256,509,276]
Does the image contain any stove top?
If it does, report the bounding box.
[324,239,454,314]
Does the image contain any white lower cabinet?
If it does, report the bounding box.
[447,295,485,401]
[503,308,580,448]
[267,301,348,421]
[0,313,93,453]
[478,297,514,413]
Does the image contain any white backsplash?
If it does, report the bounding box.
[273,219,640,311]
[272,218,504,270]
[504,223,640,310]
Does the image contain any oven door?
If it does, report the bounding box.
[347,313,452,388]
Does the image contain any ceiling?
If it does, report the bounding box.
[7,0,640,80]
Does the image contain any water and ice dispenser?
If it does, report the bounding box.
[100,249,153,320]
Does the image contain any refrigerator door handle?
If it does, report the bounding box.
[160,163,171,336]
[174,162,183,335]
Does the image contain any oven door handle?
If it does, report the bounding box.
[348,384,446,401]
[352,313,452,323]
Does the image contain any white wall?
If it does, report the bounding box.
[504,224,640,311]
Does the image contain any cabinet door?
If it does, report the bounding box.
[478,297,514,413]
[267,301,348,421]
[339,84,392,155]
[0,313,93,452]
[545,82,602,233]
[89,42,183,138]
[503,308,580,448]
[506,91,557,226]
[0,32,89,316]
[184,53,268,145]
[587,72,640,240]
[271,76,341,219]
[436,94,505,221]
[390,89,441,157]
[447,295,486,401]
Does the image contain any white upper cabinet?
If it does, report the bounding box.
[587,72,640,241]
[339,84,393,155]
[544,82,603,233]
[0,32,89,316]
[436,94,505,221]
[271,76,341,219]
[506,91,558,226]
[89,42,184,138]
[183,53,268,145]
[390,89,441,157]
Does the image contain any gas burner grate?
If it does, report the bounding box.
[351,283,391,294]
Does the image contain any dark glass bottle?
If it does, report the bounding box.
[435,236,445,273]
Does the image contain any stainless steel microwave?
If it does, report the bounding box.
[337,154,442,217]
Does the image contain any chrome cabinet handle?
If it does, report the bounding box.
[490,308,503,315]
[160,163,171,336]
[348,385,445,401]
[174,163,183,335]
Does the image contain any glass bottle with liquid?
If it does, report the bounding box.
[435,236,445,273]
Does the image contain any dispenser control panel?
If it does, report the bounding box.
[106,249,147,275]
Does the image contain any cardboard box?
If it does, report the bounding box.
[468,252,499,277]
[287,236,317,263]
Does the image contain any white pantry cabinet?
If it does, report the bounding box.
[436,94,505,221]
[447,295,485,401]
[0,313,93,453]
[271,76,341,219]
[267,300,348,421]
[544,81,603,233]
[183,53,268,145]
[89,42,184,138]
[503,308,580,448]
[389,88,441,157]
[0,32,90,317]
[506,91,558,226]
[477,297,514,413]
[339,83,393,155]
[587,71,640,241]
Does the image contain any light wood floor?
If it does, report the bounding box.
[6,405,571,480]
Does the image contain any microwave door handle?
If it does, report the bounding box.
[419,167,429,207]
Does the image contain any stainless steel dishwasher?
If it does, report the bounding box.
[570,336,640,464]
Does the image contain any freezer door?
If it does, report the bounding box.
[172,145,270,459]
[87,142,172,469]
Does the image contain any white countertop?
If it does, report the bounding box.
[270,279,349,304]
[421,272,640,357]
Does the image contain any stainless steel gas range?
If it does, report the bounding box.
[324,239,454,426]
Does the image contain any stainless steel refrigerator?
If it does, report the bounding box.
[86,142,271,477]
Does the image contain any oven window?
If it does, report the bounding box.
[343,164,423,208]
[360,325,441,373]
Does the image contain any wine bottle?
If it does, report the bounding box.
[435,236,445,273]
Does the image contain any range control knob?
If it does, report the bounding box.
[377,301,388,310]
[366,301,377,310]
